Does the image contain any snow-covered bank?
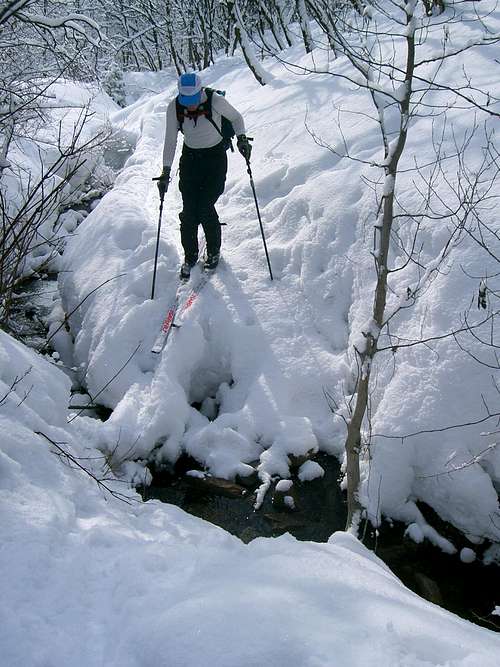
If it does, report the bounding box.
[1,329,500,665]
[2,81,118,286]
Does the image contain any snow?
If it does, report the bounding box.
[51,5,500,545]
[298,460,325,481]
[276,479,294,492]
[2,4,500,663]
[186,469,207,479]
[405,523,425,544]
[1,329,499,666]
[460,548,477,564]
[1,78,117,289]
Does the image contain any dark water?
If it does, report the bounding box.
[7,275,59,350]
[143,452,346,543]
[142,452,500,633]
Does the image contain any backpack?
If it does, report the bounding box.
[175,87,235,151]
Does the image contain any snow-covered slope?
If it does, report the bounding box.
[2,7,500,661]
[59,61,342,498]
[58,9,500,548]
[1,330,500,665]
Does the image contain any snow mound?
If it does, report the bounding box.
[1,334,499,667]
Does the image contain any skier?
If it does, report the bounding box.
[157,72,252,279]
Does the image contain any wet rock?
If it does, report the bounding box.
[377,542,418,564]
[240,527,260,544]
[288,449,316,471]
[185,473,248,498]
[413,572,444,606]
[200,396,218,421]
[236,468,259,489]
[264,513,307,531]
[150,465,175,485]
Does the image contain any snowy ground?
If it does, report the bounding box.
[2,5,500,665]
[57,10,500,549]
[1,331,500,665]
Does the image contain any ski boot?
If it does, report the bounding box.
[180,256,197,281]
[204,253,220,271]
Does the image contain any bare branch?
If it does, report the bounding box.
[35,431,136,503]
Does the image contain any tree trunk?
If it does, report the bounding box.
[232,1,272,86]
[344,17,415,533]
[296,0,313,53]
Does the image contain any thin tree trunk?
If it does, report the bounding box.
[0,117,14,179]
[344,16,415,533]
[232,0,272,86]
[296,0,313,53]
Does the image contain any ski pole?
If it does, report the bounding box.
[150,182,165,300]
[245,158,273,281]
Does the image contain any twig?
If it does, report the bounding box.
[67,342,141,423]
[41,273,126,352]
[0,366,32,406]
[373,411,500,440]
[35,430,135,503]
[417,443,498,479]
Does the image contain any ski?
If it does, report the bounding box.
[151,290,182,354]
[151,241,209,354]
[173,268,214,326]
[151,260,216,354]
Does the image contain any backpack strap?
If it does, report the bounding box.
[175,88,217,132]
[175,96,185,132]
[176,88,233,150]
[204,88,234,151]
[203,88,224,140]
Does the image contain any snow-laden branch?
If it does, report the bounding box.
[231,0,274,86]
[114,19,169,51]
[0,0,33,25]
[16,11,102,46]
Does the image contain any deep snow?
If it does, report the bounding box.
[1,331,500,666]
[2,3,500,665]
[58,8,500,548]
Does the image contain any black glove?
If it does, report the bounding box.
[156,166,171,197]
[237,134,252,161]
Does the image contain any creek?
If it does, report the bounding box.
[142,452,500,633]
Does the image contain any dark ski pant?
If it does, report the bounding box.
[179,141,227,262]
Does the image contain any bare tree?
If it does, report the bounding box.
[224,0,274,85]
[290,1,500,530]
[0,106,109,326]
[0,1,104,325]
[296,0,313,53]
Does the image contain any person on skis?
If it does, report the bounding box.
[156,72,252,279]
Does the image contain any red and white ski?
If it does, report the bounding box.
[173,270,213,325]
[151,291,182,354]
[151,264,216,354]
